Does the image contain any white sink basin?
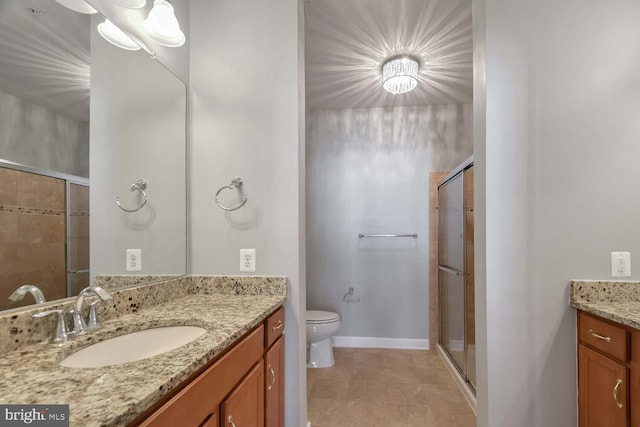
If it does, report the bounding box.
[60,326,206,368]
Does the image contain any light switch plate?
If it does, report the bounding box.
[240,249,256,272]
[611,251,631,277]
[127,249,142,271]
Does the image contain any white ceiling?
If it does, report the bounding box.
[305,0,473,110]
[0,0,90,122]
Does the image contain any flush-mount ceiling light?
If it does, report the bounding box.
[143,0,185,47]
[382,56,419,94]
[110,0,147,8]
[55,0,97,14]
[97,19,141,51]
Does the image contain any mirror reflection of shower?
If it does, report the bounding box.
[0,162,90,311]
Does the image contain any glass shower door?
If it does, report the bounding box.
[438,170,466,375]
[67,182,90,296]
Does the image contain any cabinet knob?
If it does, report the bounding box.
[228,415,237,427]
[613,378,624,409]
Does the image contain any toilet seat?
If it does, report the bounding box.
[306,310,340,324]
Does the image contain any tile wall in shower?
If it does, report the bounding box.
[0,167,66,309]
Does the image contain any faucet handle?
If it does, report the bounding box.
[32,309,70,343]
[86,300,104,331]
[69,308,88,336]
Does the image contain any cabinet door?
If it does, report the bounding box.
[631,333,640,427]
[579,344,629,427]
[200,413,218,427]
[222,360,264,427]
[265,336,285,427]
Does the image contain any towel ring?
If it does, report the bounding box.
[215,177,248,211]
[116,180,148,213]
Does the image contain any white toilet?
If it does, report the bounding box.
[306,310,341,368]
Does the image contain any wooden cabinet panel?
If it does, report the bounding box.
[265,336,285,427]
[265,307,285,348]
[200,413,218,427]
[222,360,265,427]
[631,333,640,427]
[579,344,628,427]
[579,312,629,362]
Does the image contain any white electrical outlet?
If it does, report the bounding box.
[611,251,631,277]
[240,249,256,272]
[126,249,142,271]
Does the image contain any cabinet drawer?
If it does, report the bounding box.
[579,312,629,362]
[265,306,285,349]
[139,325,264,427]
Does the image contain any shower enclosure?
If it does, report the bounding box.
[437,157,475,391]
[0,161,89,310]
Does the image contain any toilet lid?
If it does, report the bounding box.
[306,310,340,324]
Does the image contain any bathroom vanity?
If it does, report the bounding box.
[0,276,286,426]
[134,306,285,427]
[570,281,640,427]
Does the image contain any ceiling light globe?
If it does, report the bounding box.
[382,56,419,94]
[55,0,97,14]
[97,19,141,51]
[143,0,185,47]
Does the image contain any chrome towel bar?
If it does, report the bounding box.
[358,233,418,238]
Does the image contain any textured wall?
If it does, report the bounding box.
[306,105,472,340]
[0,91,89,177]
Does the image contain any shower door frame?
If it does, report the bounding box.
[437,156,475,392]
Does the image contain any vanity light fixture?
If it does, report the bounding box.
[381,56,420,94]
[110,0,147,8]
[97,19,141,51]
[55,0,97,14]
[143,0,185,47]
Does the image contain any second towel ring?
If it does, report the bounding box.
[116,179,148,213]
[215,177,248,211]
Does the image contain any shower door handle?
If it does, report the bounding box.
[438,265,463,276]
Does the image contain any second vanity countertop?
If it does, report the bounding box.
[0,284,286,426]
[569,280,640,331]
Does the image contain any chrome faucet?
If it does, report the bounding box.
[32,309,71,343]
[72,286,113,335]
[9,285,46,304]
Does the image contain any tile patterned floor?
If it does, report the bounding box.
[306,348,476,427]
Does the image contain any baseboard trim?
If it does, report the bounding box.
[436,344,477,415]
[332,336,430,350]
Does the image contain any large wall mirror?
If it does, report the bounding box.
[0,0,187,311]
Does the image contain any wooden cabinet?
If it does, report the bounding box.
[579,344,628,427]
[222,360,264,427]
[264,306,285,427]
[132,305,285,427]
[577,311,639,427]
[265,336,285,427]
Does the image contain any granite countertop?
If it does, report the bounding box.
[569,280,640,331]
[0,291,285,426]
